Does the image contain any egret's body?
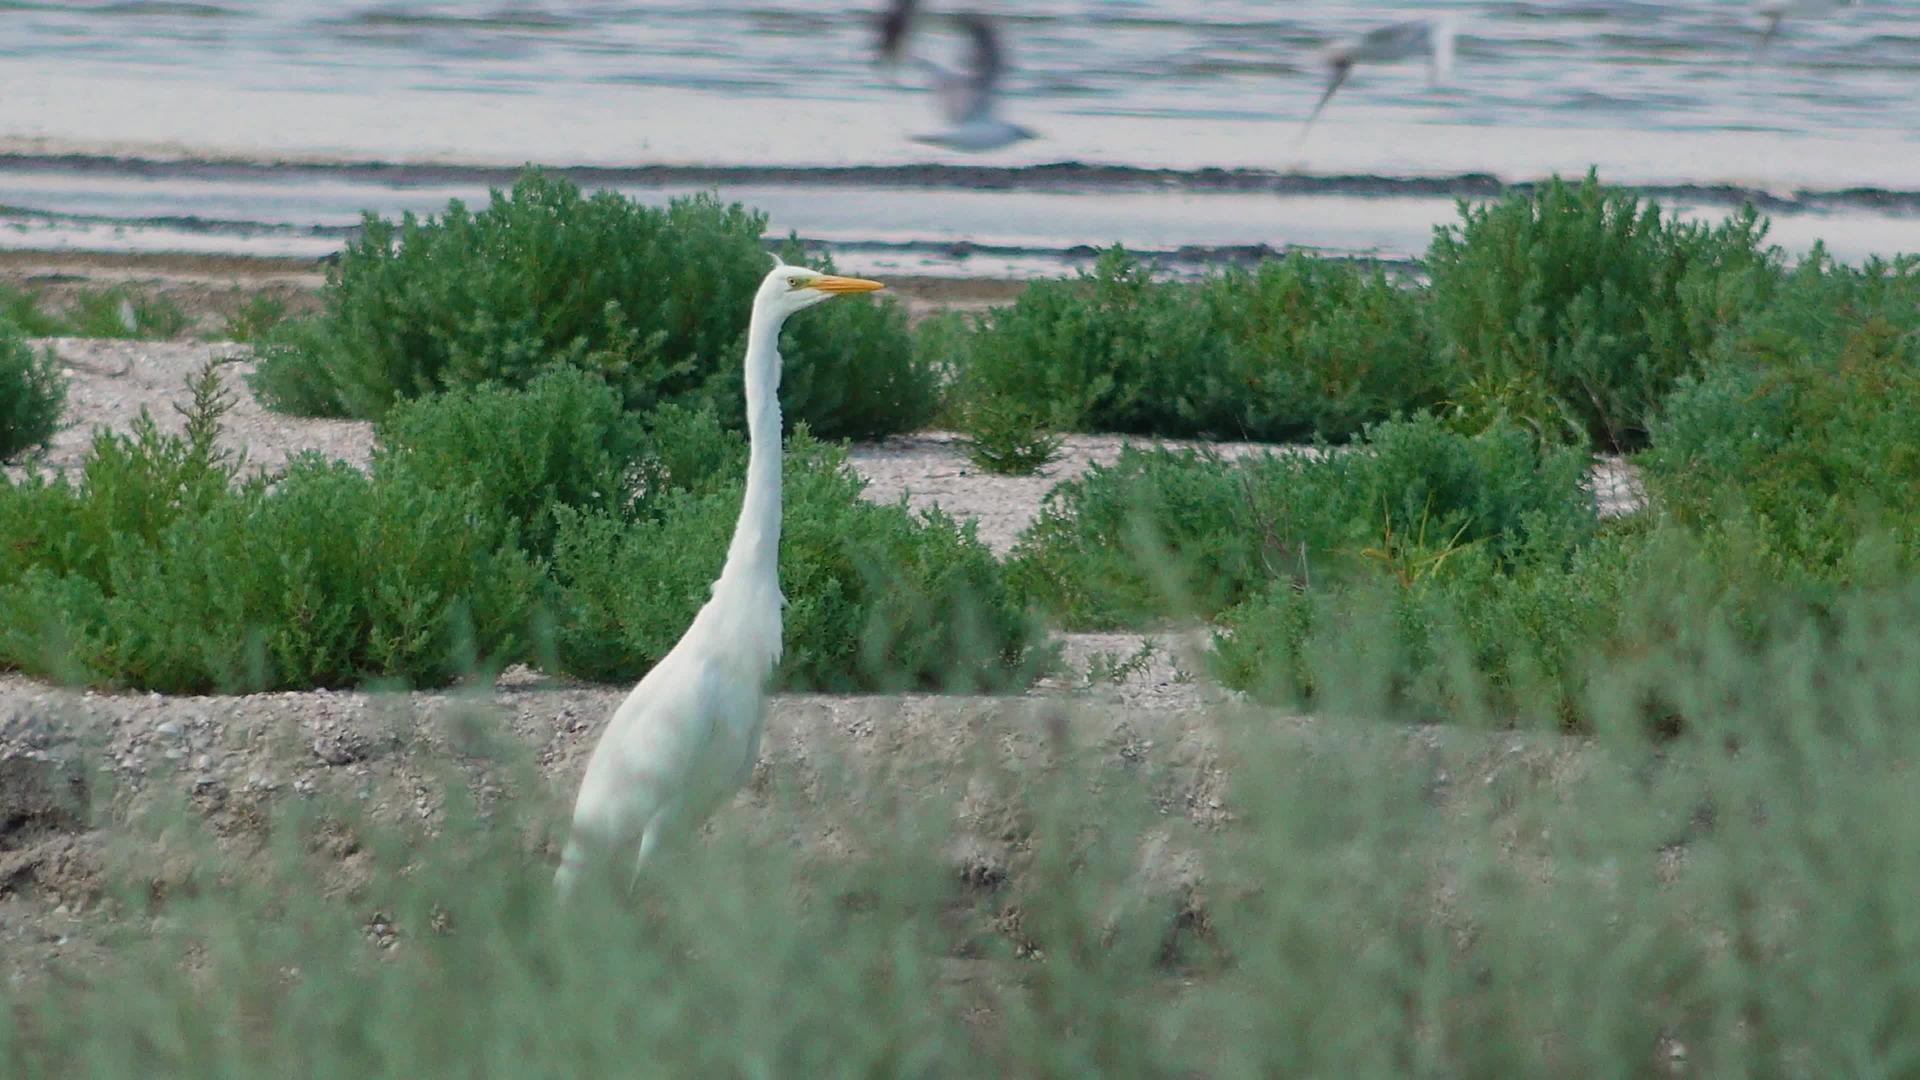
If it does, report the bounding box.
[554,261,885,898]
[1303,17,1458,136]
[1755,0,1854,52]
[913,14,1037,152]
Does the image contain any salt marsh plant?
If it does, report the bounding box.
[0,320,65,461]
[248,171,935,439]
[1008,414,1592,629]
[63,287,191,340]
[1643,250,1920,581]
[549,428,1038,692]
[954,391,1064,476]
[219,293,292,343]
[0,364,542,692]
[0,284,189,340]
[953,247,1439,446]
[0,363,1029,694]
[1428,170,1779,450]
[11,586,1920,1073]
[375,367,650,560]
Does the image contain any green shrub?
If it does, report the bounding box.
[62,288,190,340]
[955,248,1437,444]
[0,365,539,691]
[1009,413,1594,629]
[0,285,187,339]
[0,323,65,460]
[1428,171,1779,450]
[955,392,1063,476]
[1212,527,1650,726]
[1191,254,1442,439]
[220,294,290,342]
[550,429,1036,692]
[0,286,64,336]
[21,578,1920,1073]
[375,368,648,559]
[1643,251,1920,579]
[246,317,354,417]
[248,171,932,439]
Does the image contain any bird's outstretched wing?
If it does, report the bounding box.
[876,0,919,64]
[1356,20,1431,59]
[946,12,1006,124]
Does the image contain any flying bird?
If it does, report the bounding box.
[875,0,920,68]
[554,259,886,899]
[912,13,1038,152]
[1754,0,1855,54]
[1302,17,1458,138]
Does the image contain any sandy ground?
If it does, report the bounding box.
[0,251,1017,337]
[12,339,1647,552]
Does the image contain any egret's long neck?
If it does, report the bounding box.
[718,301,783,590]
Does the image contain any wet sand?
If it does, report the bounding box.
[0,250,1022,332]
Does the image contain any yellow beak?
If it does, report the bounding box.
[810,274,886,294]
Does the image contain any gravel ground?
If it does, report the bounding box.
[12,339,1648,551]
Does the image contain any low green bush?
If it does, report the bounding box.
[0,285,188,340]
[1,356,1027,693]
[0,286,65,336]
[1642,251,1920,580]
[1009,413,1594,629]
[0,322,65,460]
[63,288,190,340]
[953,248,1439,445]
[1211,527,1650,726]
[955,392,1064,476]
[1428,170,1779,450]
[220,294,291,342]
[18,582,1920,1073]
[248,171,934,439]
[375,367,649,559]
[0,365,540,692]
[550,428,1036,692]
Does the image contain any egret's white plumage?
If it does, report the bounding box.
[912,13,1037,152]
[554,260,885,898]
[1303,17,1458,137]
[1754,0,1854,53]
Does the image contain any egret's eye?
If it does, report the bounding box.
[787,276,812,291]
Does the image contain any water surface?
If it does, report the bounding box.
[1,1,1915,270]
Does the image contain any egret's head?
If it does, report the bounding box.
[758,259,886,318]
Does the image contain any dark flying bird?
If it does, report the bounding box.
[912,13,1038,152]
[876,0,921,67]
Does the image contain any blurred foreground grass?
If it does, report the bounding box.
[7,582,1920,1075]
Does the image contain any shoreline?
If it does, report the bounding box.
[8,150,1919,213]
[0,250,1029,329]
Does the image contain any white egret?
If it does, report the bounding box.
[1302,17,1458,138]
[912,13,1038,152]
[554,259,886,898]
[1755,0,1855,53]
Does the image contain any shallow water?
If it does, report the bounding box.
[1,0,1917,270]
[7,0,1915,138]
